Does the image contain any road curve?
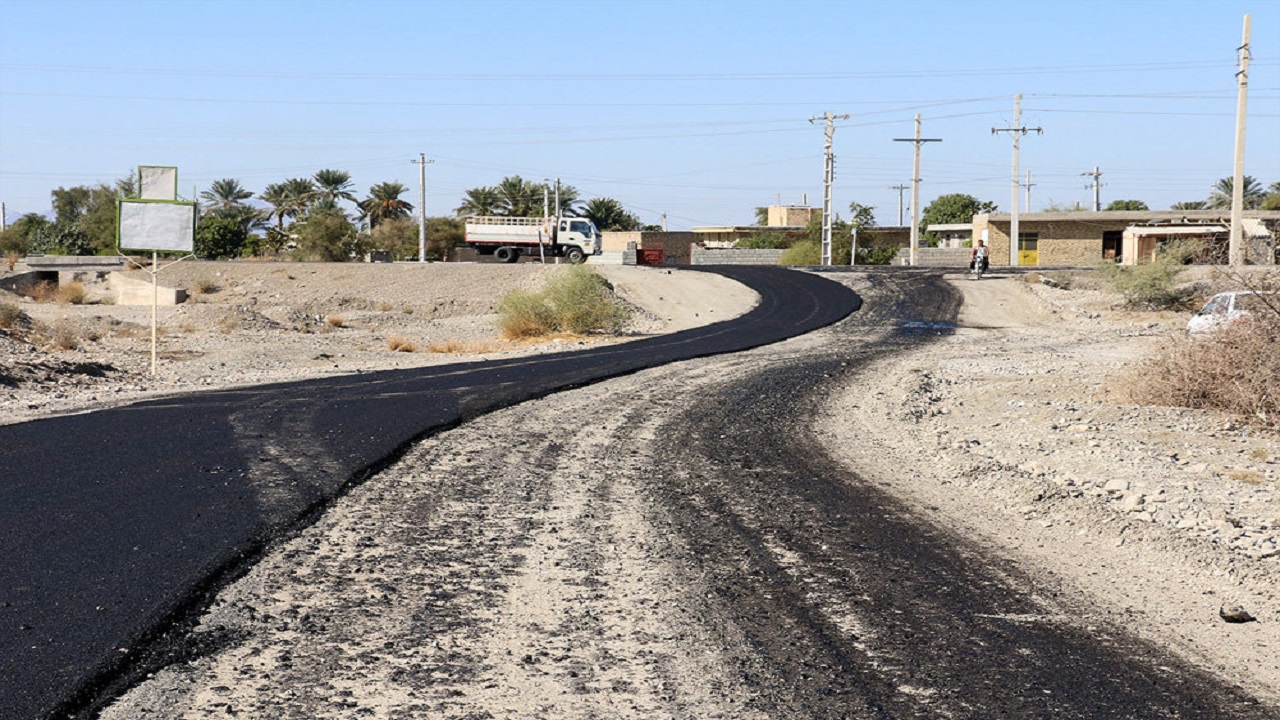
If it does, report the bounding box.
[0,266,859,720]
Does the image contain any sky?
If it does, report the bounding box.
[1,0,1278,231]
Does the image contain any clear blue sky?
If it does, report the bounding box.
[2,0,1277,230]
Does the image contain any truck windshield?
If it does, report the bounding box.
[570,221,592,237]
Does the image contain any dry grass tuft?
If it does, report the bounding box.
[0,300,24,329]
[50,320,80,351]
[326,315,346,328]
[29,281,57,302]
[387,336,417,352]
[1226,469,1266,486]
[55,281,88,306]
[428,339,507,354]
[377,301,395,312]
[193,276,220,294]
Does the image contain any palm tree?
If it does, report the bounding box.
[553,183,582,217]
[455,186,502,217]
[312,169,358,207]
[1170,200,1207,210]
[1208,175,1265,209]
[259,182,292,230]
[359,182,414,228]
[200,178,254,214]
[580,197,640,231]
[496,176,541,217]
[282,177,318,218]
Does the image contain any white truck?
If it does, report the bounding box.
[464,216,601,264]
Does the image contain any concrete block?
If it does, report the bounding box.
[109,272,187,305]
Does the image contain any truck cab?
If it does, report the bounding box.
[558,217,601,258]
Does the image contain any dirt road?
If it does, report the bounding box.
[101,272,1275,719]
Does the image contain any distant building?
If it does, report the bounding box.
[766,205,821,227]
[969,211,1279,266]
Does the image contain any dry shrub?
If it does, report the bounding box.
[0,301,24,329]
[377,301,395,312]
[387,336,416,352]
[50,320,80,351]
[326,315,345,328]
[29,281,57,302]
[193,276,220,294]
[1127,315,1280,426]
[55,281,88,305]
[5,252,18,271]
[428,339,507,354]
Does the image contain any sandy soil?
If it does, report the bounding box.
[3,261,1277,714]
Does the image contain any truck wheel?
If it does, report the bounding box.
[564,247,585,264]
[495,247,519,263]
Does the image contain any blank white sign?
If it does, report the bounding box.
[118,201,196,252]
[138,166,178,201]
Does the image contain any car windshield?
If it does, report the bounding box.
[570,221,592,236]
[1200,296,1229,314]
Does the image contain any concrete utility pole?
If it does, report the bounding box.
[661,212,668,231]
[554,178,561,218]
[810,112,850,266]
[895,114,942,266]
[1024,171,1035,211]
[889,184,910,226]
[992,94,1041,266]
[1229,14,1252,266]
[1082,166,1104,211]
[412,153,434,262]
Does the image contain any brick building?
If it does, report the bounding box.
[970,210,1280,266]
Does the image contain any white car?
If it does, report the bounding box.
[1187,291,1276,334]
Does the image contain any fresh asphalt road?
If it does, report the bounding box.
[0,266,860,720]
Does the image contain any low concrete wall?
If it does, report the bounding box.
[109,272,188,306]
[893,248,972,267]
[690,246,785,265]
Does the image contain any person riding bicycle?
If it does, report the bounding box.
[970,240,990,277]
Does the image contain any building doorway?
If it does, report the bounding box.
[1018,233,1039,265]
[1102,230,1123,260]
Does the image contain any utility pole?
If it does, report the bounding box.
[889,184,910,226]
[809,112,850,266]
[895,114,942,266]
[1024,171,1035,211]
[1229,14,1251,266]
[661,212,668,231]
[412,153,434,262]
[992,94,1041,267]
[1081,166,1103,211]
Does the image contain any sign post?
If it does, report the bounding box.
[117,166,195,376]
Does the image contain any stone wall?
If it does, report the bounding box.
[601,231,699,265]
[690,246,784,265]
[892,248,972,267]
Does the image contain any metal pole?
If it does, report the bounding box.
[1081,166,1103,211]
[1025,170,1034,211]
[809,112,849,267]
[1229,14,1251,266]
[850,225,858,266]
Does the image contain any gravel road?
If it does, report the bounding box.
[100,271,1276,719]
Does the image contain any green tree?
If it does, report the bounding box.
[496,176,543,217]
[312,169,358,208]
[0,213,52,255]
[49,178,130,254]
[1170,200,1207,210]
[579,197,640,231]
[1261,181,1280,211]
[455,186,502,217]
[359,182,414,228]
[919,194,997,246]
[753,206,769,225]
[1208,175,1264,209]
[847,201,876,228]
[737,232,792,249]
[426,216,464,260]
[294,207,364,261]
[1105,199,1149,211]
[370,216,420,260]
[194,216,249,259]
